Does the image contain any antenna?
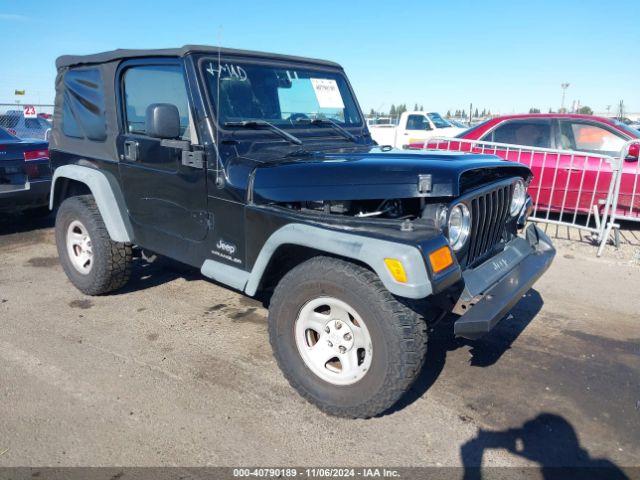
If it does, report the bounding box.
[215,26,225,188]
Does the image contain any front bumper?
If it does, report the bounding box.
[453,224,555,340]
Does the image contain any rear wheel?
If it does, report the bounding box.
[268,256,428,418]
[55,195,132,295]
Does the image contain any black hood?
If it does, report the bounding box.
[250,147,531,203]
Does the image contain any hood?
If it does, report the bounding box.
[251,147,531,203]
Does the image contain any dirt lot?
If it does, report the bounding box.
[0,215,638,470]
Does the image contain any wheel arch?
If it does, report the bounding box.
[243,224,433,299]
[50,164,133,243]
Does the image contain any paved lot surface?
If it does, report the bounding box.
[0,215,638,470]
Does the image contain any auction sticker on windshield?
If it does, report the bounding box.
[310,78,345,109]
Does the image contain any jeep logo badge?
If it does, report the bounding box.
[216,239,236,255]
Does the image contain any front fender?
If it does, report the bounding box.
[50,164,132,243]
[244,223,434,299]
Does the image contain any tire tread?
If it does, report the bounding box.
[268,256,428,418]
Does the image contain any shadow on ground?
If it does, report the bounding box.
[389,289,544,415]
[115,257,201,295]
[460,413,629,479]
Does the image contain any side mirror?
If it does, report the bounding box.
[626,143,640,161]
[145,103,180,139]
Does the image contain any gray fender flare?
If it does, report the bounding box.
[50,164,133,243]
[243,223,433,299]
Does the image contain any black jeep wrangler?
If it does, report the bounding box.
[49,45,554,418]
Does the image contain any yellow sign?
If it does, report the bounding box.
[14,89,25,95]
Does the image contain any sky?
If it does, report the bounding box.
[1,0,638,115]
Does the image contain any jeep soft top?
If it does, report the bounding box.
[49,45,554,418]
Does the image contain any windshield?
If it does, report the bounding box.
[427,112,453,129]
[202,60,362,128]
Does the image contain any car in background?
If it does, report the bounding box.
[369,111,465,148]
[0,126,51,216]
[411,114,640,217]
[447,118,469,129]
[0,110,52,141]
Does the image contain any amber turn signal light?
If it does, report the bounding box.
[384,258,408,283]
[428,246,454,273]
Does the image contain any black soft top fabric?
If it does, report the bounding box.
[51,45,343,161]
[56,45,341,70]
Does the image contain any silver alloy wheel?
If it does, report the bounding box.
[66,220,94,274]
[295,297,373,386]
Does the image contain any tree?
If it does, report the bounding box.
[461,109,467,119]
[578,106,593,115]
[529,108,541,114]
[474,108,479,118]
[446,110,451,118]
[369,108,375,116]
[413,103,419,111]
[397,104,407,116]
[419,105,424,111]
[389,104,396,116]
[548,108,554,113]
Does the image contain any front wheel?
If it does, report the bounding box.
[268,256,428,418]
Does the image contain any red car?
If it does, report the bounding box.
[413,114,640,218]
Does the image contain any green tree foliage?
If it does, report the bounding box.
[529,108,541,114]
[577,106,593,115]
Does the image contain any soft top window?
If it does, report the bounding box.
[62,68,107,141]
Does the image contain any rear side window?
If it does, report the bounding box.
[406,114,429,131]
[122,65,191,140]
[62,68,107,141]
[483,120,551,148]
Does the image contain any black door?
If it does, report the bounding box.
[116,60,208,249]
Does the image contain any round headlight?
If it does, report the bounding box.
[448,203,471,251]
[510,179,526,216]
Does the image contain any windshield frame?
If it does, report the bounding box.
[196,55,366,141]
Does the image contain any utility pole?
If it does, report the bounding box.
[469,103,472,126]
[560,83,570,112]
[618,100,625,119]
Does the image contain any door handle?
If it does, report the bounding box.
[123,140,139,162]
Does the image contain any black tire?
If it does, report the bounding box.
[268,256,428,418]
[55,195,132,295]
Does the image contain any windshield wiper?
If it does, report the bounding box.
[296,118,358,142]
[224,120,303,146]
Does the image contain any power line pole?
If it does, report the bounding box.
[560,83,570,112]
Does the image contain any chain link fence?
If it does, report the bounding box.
[0,103,54,141]
[422,137,640,256]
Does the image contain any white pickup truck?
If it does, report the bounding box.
[369,111,466,149]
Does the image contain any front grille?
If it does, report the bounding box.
[465,182,514,267]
